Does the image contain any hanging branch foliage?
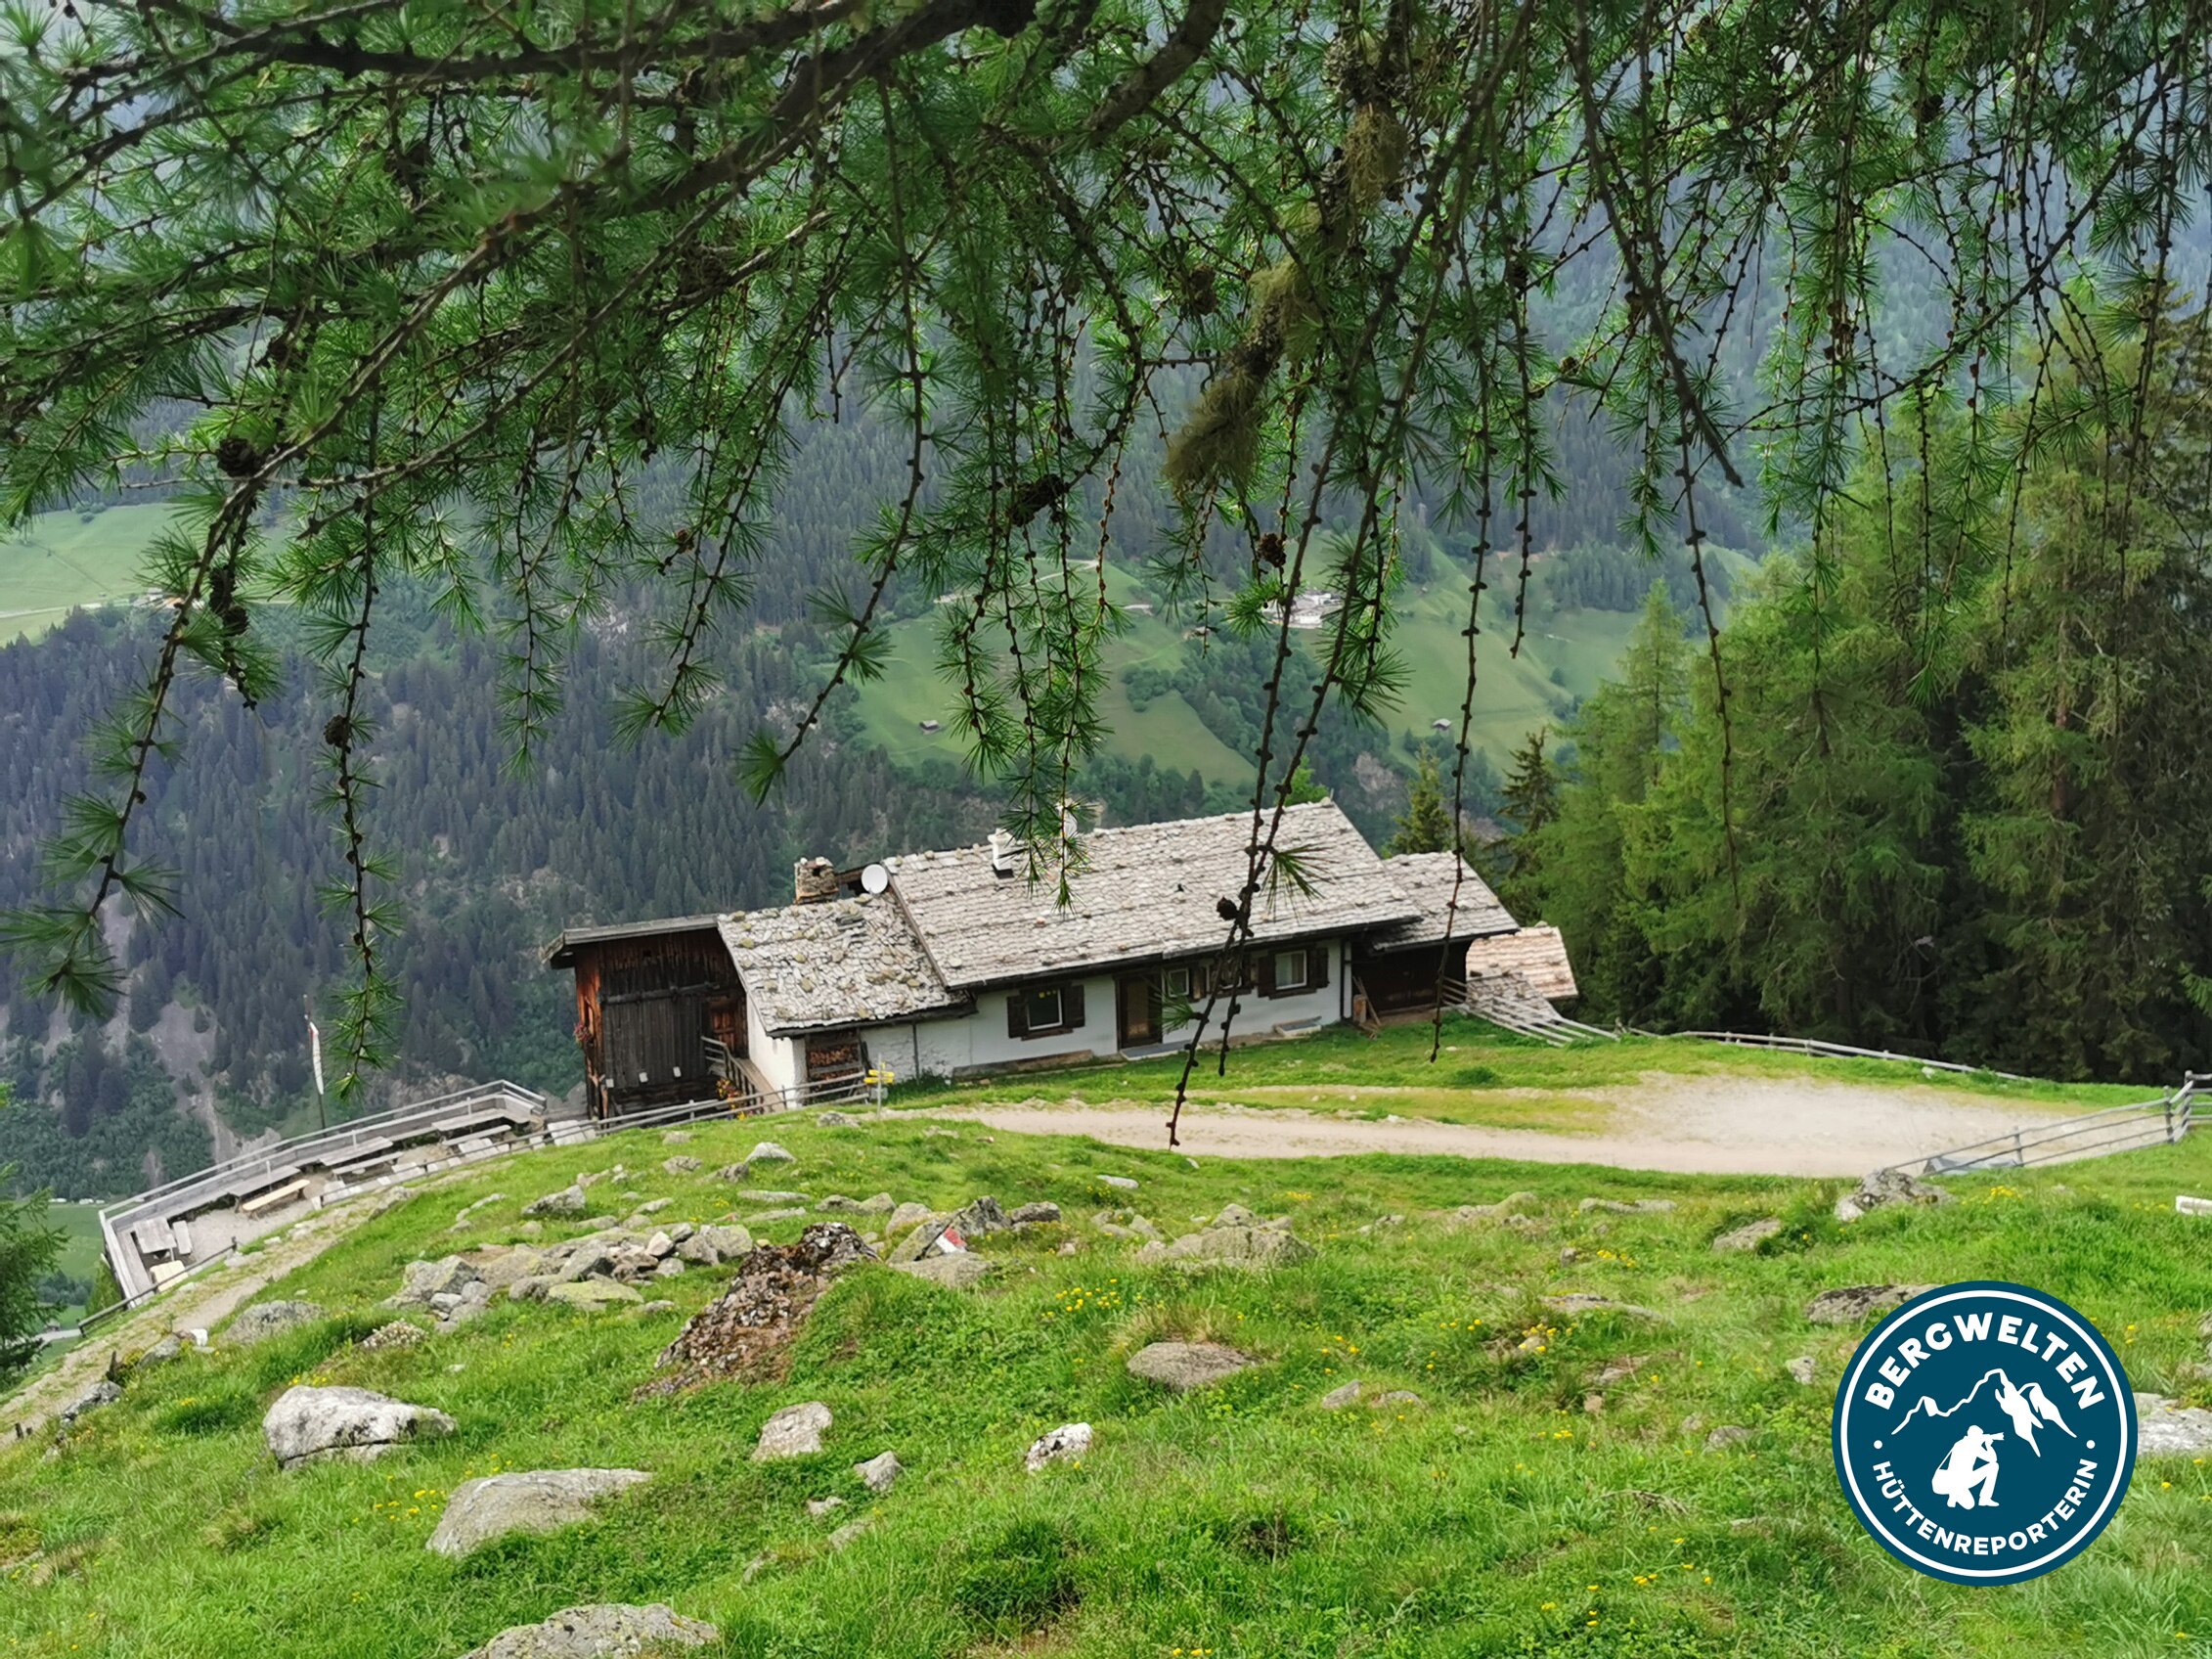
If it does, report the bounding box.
[2,0,2206,1099]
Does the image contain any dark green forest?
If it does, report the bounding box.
[1484,318,2212,1086]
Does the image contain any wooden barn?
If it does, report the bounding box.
[543,915,747,1119]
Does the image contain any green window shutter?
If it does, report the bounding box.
[1006,992,1029,1040]
[1062,981,1085,1029]
[1257,951,1277,997]
[1311,944,1330,990]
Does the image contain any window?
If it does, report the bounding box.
[1008,979,1086,1040]
[1273,948,1310,993]
[1023,985,1063,1031]
[1163,965,1192,1001]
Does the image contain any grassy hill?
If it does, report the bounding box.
[6,1031,2210,1658]
[847,546,1763,791]
[0,507,178,645]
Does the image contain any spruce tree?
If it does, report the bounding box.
[1386,753,1456,855]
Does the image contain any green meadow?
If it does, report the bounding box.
[6,1050,2211,1658]
[0,507,176,645]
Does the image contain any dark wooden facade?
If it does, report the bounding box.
[1349,937,1473,1017]
[563,926,744,1118]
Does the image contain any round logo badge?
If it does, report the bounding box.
[1834,1281,2135,1585]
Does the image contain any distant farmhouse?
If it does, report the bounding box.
[544,801,1575,1118]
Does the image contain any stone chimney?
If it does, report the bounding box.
[793,857,840,905]
[988,830,1017,879]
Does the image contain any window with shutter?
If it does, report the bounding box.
[1061,981,1085,1029]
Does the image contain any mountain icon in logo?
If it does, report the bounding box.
[1891,1367,2078,1457]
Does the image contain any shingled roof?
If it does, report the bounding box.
[882,800,1419,990]
[717,895,964,1036]
[1366,852,1517,948]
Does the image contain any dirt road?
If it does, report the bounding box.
[923,1074,2078,1177]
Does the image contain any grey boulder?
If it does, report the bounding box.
[1712,1217,1785,1253]
[458,1603,718,1659]
[1126,1340,1256,1392]
[1161,1225,1314,1270]
[1025,1422,1091,1470]
[891,1254,995,1291]
[61,1380,122,1424]
[854,1450,902,1494]
[753,1400,832,1460]
[1804,1284,1935,1326]
[524,1186,588,1218]
[746,1142,797,1166]
[1008,1201,1062,1226]
[2137,1393,2212,1456]
[264,1384,456,1468]
[427,1468,652,1557]
[1835,1167,1954,1224]
[226,1300,326,1345]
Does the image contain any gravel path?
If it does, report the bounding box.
[923,1074,2081,1177]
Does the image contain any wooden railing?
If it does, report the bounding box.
[1908,1075,2198,1177]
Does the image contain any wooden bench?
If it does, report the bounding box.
[241,1179,309,1218]
[129,1217,177,1261]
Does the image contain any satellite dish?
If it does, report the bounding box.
[861,863,890,895]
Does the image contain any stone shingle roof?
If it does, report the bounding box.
[883,800,1419,989]
[717,895,964,1037]
[1366,852,1517,948]
[1466,923,1579,1001]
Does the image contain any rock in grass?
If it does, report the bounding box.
[746,1142,797,1166]
[1319,1380,1363,1410]
[1834,1167,1955,1224]
[1096,1174,1139,1191]
[457,1602,718,1659]
[662,1131,692,1144]
[885,1201,936,1235]
[2136,1393,2212,1455]
[61,1381,121,1424]
[1544,1294,1661,1320]
[817,1111,857,1128]
[1804,1284,1934,1326]
[662,1155,701,1176]
[1443,1192,1537,1224]
[427,1469,652,1558]
[674,1224,752,1267]
[753,1401,832,1460]
[225,1300,326,1346]
[1126,1341,1255,1392]
[891,1254,995,1291]
[854,1451,902,1494]
[1161,1225,1314,1270]
[1578,1197,1676,1215]
[263,1385,456,1469]
[524,1186,587,1218]
[1704,1424,1752,1451]
[1786,1356,1817,1386]
[361,1321,428,1352]
[1009,1201,1061,1225]
[1025,1422,1092,1471]
[1712,1217,1786,1253]
[546,1278,642,1309]
[1370,1390,1424,1410]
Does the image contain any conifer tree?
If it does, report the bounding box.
[1386,752,1455,854]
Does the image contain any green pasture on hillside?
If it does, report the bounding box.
[6,1047,2210,1658]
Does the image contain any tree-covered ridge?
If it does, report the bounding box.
[6,0,2205,1099]
[1499,313,2212,1083]
[0,594,1002,1194]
